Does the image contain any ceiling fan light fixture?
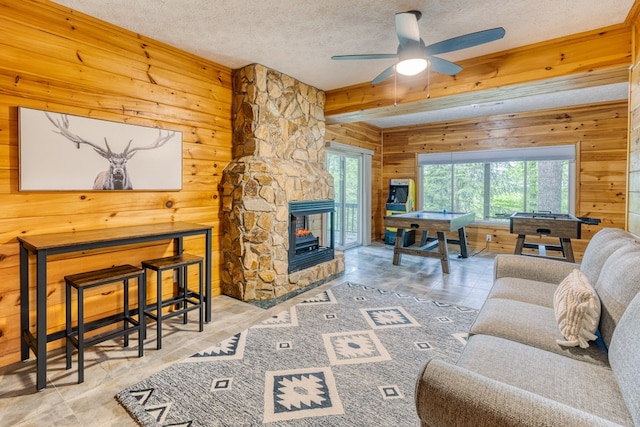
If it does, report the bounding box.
[331,9,505,84]
[395,58,428,76]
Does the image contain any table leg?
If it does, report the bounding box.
[514,234,525,255]
[205,229,212,323]
[392,229,404,265]
[138,272,146,354]
[36,251,47,391]
[561,238,575,263]
[458,227,469,258]
[156,272,162,350]
[174,237,184,312]
[174,236,183,254]
[20,244,29,361]
[419,230,429,246]
[558,238,566,258]
[437,231,451,274]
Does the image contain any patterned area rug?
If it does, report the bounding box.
[116,282,477,426]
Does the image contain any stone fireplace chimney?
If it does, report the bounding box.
[220,64,344,304]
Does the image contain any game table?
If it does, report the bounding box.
[509,212,582,262]
[383,211,475,274]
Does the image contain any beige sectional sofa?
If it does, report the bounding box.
[415,228,640,426]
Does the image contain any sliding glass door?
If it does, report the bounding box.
[327,152,362,249]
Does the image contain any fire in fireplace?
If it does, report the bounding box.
[289,200,335,273]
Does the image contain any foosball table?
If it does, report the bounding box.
[509,212,596,263]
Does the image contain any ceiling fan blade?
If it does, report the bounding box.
[425,27,506,56]
[332,53,398,61]
[427,56,463,75]
[371,65,395,85]
[395,10,421,46]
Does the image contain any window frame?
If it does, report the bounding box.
[417,145,576,225]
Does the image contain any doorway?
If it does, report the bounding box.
[327,152,362,249]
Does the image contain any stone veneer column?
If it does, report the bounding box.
[221,64,344,302]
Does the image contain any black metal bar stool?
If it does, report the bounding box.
[141,253,204,350]
[65,264,145,384]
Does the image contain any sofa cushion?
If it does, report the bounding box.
[415,359,624,427]
[609,292,640,426]
[594,240,640,348]
[553,269,601,348]
[489,276,557,307]
[457,334,633,426]
[580,228,633,286]
[469,298,608,365]
[493,254,576,284]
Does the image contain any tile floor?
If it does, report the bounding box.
[0,242,495,426]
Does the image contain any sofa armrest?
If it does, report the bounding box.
[415,359,622,427]
[493,254,578,284]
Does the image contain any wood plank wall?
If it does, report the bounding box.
[325,123,383,240]
[0,0,233,367]
[628,3,640,234]
[324,15,633,257]
[381,101,629,258]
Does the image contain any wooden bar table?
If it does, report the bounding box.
[18,221,212,391]
[384,211,475,274]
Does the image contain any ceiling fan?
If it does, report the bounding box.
[332,10,505,84]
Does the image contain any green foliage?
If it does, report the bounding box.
[423,164,451,210]
[327,153,362,246]
[454,163,484,215]
[422,159,570,222]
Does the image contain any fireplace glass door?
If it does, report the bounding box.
[288,200,335,273]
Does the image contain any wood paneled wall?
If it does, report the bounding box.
[628,2,640,234]
[381,101,629,257]
[324,16,633,256]
[0,0,232,366]
[325,123,383,240]
[0,0,636,369]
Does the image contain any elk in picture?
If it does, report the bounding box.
[45,113,177,190]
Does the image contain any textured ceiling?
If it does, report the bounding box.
[51,0,634,127]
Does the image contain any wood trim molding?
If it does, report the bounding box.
[326,66,629,125]
[626,0,640,25]
[325,24,632,125]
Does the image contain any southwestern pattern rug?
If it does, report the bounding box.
[116,282,478,426]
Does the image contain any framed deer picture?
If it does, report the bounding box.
[18,107,183,191]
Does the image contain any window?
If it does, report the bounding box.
[419,145,575,223]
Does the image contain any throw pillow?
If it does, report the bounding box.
[553,269,601,348]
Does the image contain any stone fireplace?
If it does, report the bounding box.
[220,64,344,304]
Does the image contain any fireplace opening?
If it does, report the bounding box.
[289,200,335,273]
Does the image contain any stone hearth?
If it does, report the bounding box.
[220,64,344,303]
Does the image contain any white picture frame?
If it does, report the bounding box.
[18,107,183,191]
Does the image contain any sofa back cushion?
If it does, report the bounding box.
[594,239,640,348]
[580,228,632,285]
[609,292,640,426]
